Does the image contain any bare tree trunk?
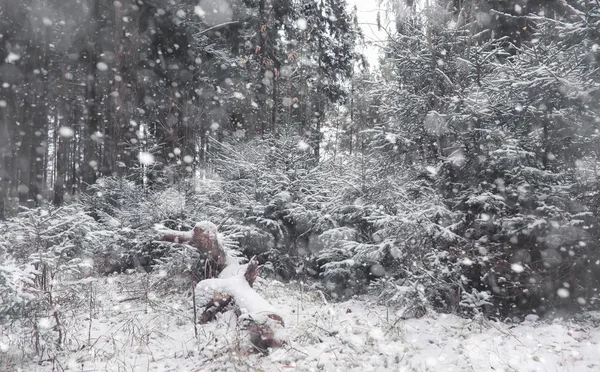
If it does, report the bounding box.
[18,94,33,206]
[271,71,278,134]
[314,25,323,163]
[53,104,66,206]
[257,0,267,136]
[83,0,102,190]
[0,184,5,220]
[0,90,14,218]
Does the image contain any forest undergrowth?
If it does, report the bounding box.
[3,135,600,370]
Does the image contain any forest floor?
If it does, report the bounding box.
[3,272,600,372]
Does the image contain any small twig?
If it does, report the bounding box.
[285,345,309,356]
[192,284,198,339]
[196,21,240,35]
[118,296,143,303]
[88,284,93,344]
[486,320,526,347]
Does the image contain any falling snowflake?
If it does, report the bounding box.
[194,6,206,17]
[58,126,74,138]
[515,4,522,14]
[298,140,310,151]
[557,288,570,298]
[369,264,386,277]
[138,152,155,165]
[197,0,232,26]
[297,18,307,30]
[96,62,109,71]
[5,52,20,63]
[511,263,524,273]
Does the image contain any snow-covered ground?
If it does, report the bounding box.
[3,273,600,371]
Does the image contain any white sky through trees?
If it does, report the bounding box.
[347,0,388,68]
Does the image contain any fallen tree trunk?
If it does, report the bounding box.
[198,255,260,323]
[156,221,285,352]
[196,258,286,351]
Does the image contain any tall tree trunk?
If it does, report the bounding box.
[0,91,14,218]
[271,66,278,134]
[0,189,4,220]
[18,93,33,205]
[71,128,81,195]
[314,18,323,163]
[257,0,267,136]
[83,0,102,190]
[53,104,68,206]
[29,72,49,205]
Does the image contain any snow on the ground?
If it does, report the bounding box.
[3,273,600,371]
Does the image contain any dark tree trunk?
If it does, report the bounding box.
[257,0,267,136]
[53,123,67,206]
[29,80,48,205]
[314,30,323,162]
[83,0,102,190]
[18,95,32,205]
[271,68,278,134]
[0,90,14,217]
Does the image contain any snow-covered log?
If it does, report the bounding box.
[156,221,285,352]
[195,257,286,351]
[196,255,262,323]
